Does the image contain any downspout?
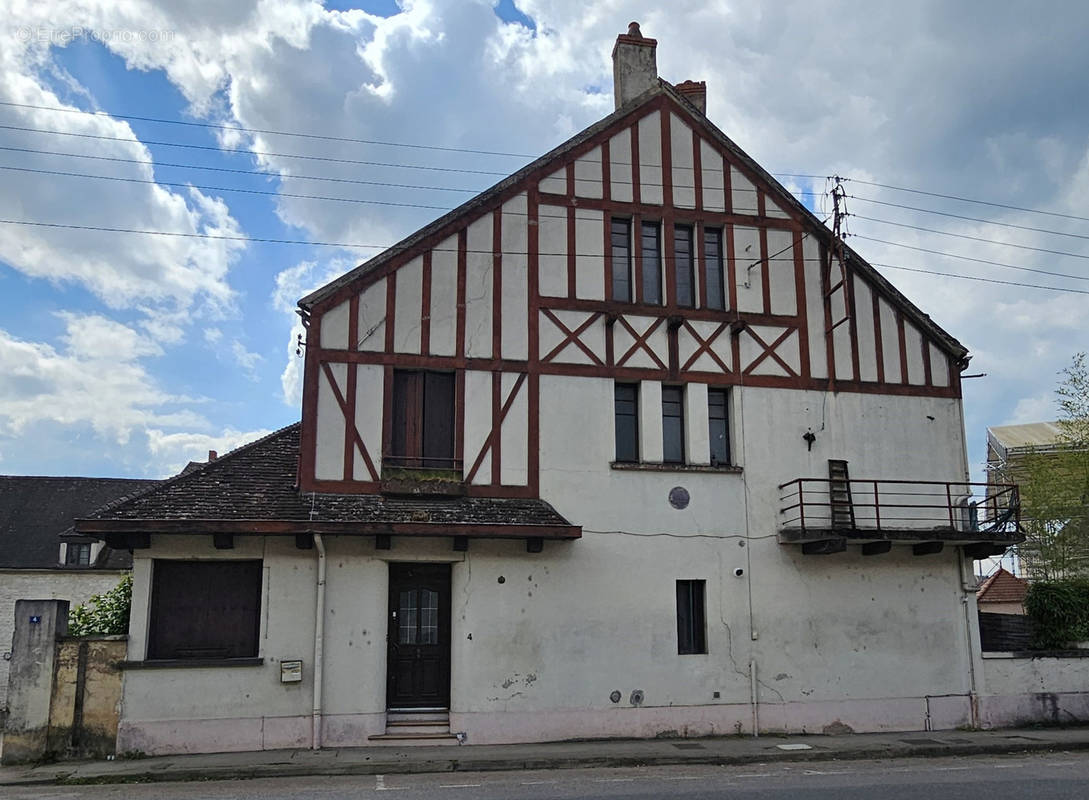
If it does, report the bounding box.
[312,533,327,750]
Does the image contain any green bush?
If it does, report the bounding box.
[1024,578,1089,649]
[68,574,132,637]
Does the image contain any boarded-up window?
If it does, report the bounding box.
[704,227,725,310]
[390,370,456,469]
[641,221,662,305]
[708,388,730,466]
[610,219,632,302]
[674,224,695,307]
[148,560,262,660]
[662,386,685,464]
[614,383,639,462]
[677,579,706,654]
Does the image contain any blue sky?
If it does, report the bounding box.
[1,0,1087,482]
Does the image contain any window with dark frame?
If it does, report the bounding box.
[614,383,639,463]
[662,386,685,464]
[674,224,695,307]
[703,227,725,310]
[390,370,456,469]
[147,560,262,661]
[677,579,707,654]
[708,388,731,466]
[65,543,91,566]
[610,218,632,302]
[641,221,662,304]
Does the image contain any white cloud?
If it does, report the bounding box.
[145,427,275,477]
[0,314,204,443]
[230,338,263,380]
[272,257,352,406]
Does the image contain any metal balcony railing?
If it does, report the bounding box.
[778,478,1020,537]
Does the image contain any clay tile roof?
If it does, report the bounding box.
[74,423,578,536]
[977,567,1029,604]
[0,476,157,569]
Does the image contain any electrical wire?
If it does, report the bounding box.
[0,217,1083,296]
[0,99,539,159]
[852,215,1089,260]
[850,195,1089,243]
[851,235,1089,283]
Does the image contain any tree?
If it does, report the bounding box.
[1010,353,1089,580]
[68,574,132,637]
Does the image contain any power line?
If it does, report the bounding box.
[0,123,513,177]
[853,215,1089,261]
[0,145,484,194]
[871,263,1089,295]
[0,217,1083,296]
[851,235,1089,283]
[845,177,1089,225]
[850,195,1089,242]
[0,99,538,159]
[0,164,452,212]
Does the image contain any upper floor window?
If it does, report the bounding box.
[708,388,731,466]
[662,386,685,463]
[610,218,632,302]
[674,224,695,308]
[390,370,456,470]
[614,383,639,462]
[704,227,725,310]
[641,221,662,305]
[65,543,91,566]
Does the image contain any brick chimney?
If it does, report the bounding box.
[208,450,218,461]
[612,22,658,109]
[675,80,707,114]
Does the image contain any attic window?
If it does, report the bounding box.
[65,543,91,566]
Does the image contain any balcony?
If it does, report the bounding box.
[778,478,1023,556]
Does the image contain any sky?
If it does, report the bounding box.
[0,0,1086,482]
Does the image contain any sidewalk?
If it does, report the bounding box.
[3,727,1089,786]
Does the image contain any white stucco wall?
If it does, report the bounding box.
[0,570,127,712]
[981,655,1089,727]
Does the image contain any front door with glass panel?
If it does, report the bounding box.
[386,563,451,709]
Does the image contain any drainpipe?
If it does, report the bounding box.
[312,533,327,750]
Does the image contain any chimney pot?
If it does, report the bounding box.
[208,450,218,461]
[612,22,658,110]
[675,80,707,114]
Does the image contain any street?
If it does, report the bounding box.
[6,751,1089,799]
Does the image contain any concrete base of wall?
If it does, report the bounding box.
[116,695,976,754]
[981,693,1089,728]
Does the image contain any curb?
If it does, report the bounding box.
[2,736,1086,786]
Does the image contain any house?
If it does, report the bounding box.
[72,24,1025,755]
[976,567,1028,615]
[0,476,153,718]
[987,421,1089,578]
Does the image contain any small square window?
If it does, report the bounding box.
[677,580,706,654]
[65,543,91,566]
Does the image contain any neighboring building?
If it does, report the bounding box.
[976,567,1028,615]
[987,421,1089,579]
[74,25,1024,755]
[0,476,153,714]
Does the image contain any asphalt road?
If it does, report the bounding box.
[7,752,1089,799]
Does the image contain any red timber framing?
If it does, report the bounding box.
[297,88,966,496]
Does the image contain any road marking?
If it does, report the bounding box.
[933,766,972,771]
[736,772,774,778]
[440,783,483,788]
[663,775,702,780]
[804,769,852,775]
[595,777,635,782]
[520,780,556,785]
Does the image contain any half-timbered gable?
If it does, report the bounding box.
[297,33,964,498]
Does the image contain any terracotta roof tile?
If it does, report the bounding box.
[977,567,1028,604]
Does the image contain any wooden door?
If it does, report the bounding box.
[386,563,451,709]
